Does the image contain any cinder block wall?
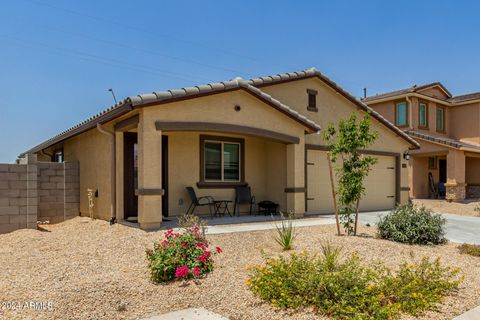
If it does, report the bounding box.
[0,163,38,233]
[0,154,80,234]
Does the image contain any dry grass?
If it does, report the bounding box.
[0,217,479,320]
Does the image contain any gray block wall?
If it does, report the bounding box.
[0,154,80,234]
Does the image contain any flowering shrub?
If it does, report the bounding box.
[146,227,221,283]
[247,245,461,320]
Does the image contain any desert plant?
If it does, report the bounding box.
[458,243,480,257]
[322,114,378,235]
[247,244,461,320]
[146,227,221,283]
[474,204,480,216]
[273,213,296,250]
[377,204,447,245]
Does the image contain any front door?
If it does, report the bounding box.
[161,135,169,217]
[439,159,447,183]
[124,132,138,221]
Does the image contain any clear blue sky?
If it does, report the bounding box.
[1,0,479,162]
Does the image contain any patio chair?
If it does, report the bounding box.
[234,186,256,216]
[185,187,215,217]
[428,172,439,199]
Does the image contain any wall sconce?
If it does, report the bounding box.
[403,151,411,161]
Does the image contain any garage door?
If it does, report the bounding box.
[306,150,396,214]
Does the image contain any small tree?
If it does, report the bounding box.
[322,113,378,235]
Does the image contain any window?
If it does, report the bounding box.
[418,101,428,128]
[428,156,437,170]
[395,101,408,127]
[52,149,63,163]
[200,135,245,186]
[436,106,445,132]
[307,89,318,111]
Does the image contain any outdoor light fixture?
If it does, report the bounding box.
[403,151,411,161]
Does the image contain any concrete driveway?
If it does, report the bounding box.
[359,211,480,245]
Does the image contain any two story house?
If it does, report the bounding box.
[364,83,480,201]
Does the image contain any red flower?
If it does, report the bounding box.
[162,239,169,245]
[181,240,188,247]
[215,246,222,254]
[193,226,200,232]
[192,267,201,277]
[197,251,211,264]
[175,266,189,278]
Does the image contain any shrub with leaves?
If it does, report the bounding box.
[177,213,208,232]
[458,243,480,257]
[247,245,461,320]
[377,204,447,245]
[146,227,221,283]
[273,213,296,250]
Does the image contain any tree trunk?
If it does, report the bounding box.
[327,153,341,236]
[353,198,360,236]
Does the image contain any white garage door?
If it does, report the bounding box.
[306,150,396,214]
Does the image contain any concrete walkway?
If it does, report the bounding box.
[143,308,228,320]
[359,211,480,245]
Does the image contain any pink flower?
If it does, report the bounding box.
[215,246,222,254]
[162,239,169,245]
[193,226,200,232]
[181,240,188,247]
[192,267,201,277]
[175,266,189,278]
[197,251,211,264]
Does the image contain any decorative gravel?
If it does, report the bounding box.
[413,198,480,217]
[0,217,479,320]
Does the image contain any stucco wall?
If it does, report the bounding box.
[259,77,411,204]
[62,127,113,220]
[466,157,480,185]
[450,102,480,145]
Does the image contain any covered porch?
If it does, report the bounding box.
[408,132,480,201]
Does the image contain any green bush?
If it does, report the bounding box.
[146,227,221,283]
[247,245,461,320]
[458,243,480,257]
[377,205,447,245]
[273,214,296,250]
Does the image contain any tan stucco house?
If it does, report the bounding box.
[364,83,480,201]
[20,68,418,229]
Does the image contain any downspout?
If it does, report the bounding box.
[97,123,117,225]
[406,95,413,130]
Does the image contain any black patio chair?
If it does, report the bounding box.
[185,187,215,217]
[234,186,256,216]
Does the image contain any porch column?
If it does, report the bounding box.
[445,149,466,202]
[285,138,305,217]
[137,112,163,229]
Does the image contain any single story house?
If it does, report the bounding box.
[20,68,419,229]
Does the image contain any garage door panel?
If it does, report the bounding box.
[306,150,396,214]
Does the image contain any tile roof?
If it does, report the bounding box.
[21,67,421,158]
[362,82,452,102]
[406,130,480,151]
[446,92,480,103]
[20,77,321,157]
[247,68,420,149]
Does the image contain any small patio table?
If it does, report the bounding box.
[213,200,232,217]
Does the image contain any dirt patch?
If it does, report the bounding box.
[413,199,480,217]
[0,217,479,320]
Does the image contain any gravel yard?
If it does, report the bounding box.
[413,199,480,217]
[0,217,479,320]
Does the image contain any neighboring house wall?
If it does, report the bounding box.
[450,102,480,145]
[0,155,79,234]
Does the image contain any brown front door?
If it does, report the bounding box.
[161,135,169,217]
[124,132,138,220]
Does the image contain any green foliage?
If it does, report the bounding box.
[322,114,378,235]
[273,213,296,250]
[377,205,447,245]
[247,245,461,320]
[458,243,480,257]
[146,227,221,283]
